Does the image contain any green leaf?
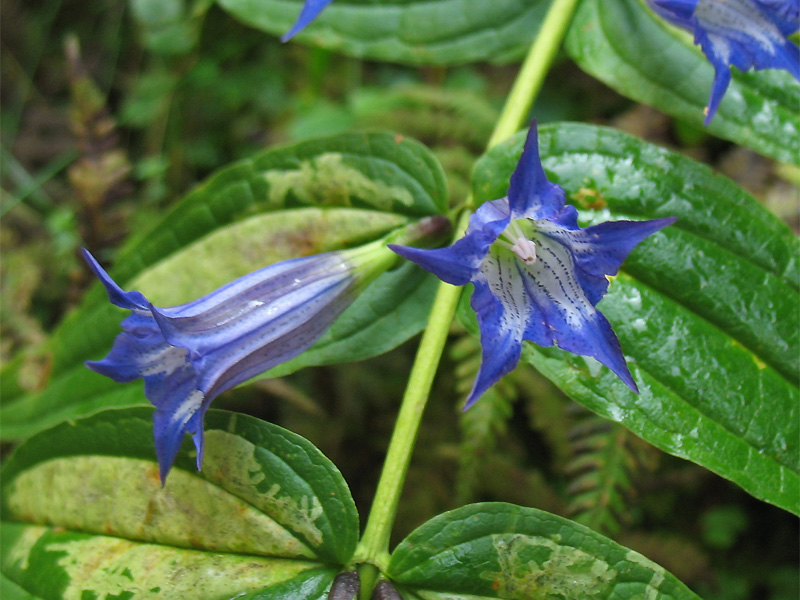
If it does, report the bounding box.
[129,0,208,55]
[0,368,147,441]
[564,0,800,165]
[470,122,799,514]
[388,502,700,599]
[1,132,447,438]
[1,407,357,598]
[1,571,41,600]
[216,0,550,65]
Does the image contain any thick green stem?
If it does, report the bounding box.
[354,0,580,593]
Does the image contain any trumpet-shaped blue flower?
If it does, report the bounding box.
[648,0,800,124]
[391,124,676,408]
[84,239,396,482]
[282,0,334,41]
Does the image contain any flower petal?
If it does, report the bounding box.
[465,259,529,409]
[516,233,638,392]
[149,376,205,482]
[648,0,698,29]
[695,0,800,122]
[188,273,355,397]
[82,249,149,311]
[281,0,335,42]
[389,199,510,286]
[755,0,799,33]
[508,123,566,221]
[86,302,206,483]
[649,0,800,124]
[149,255,351,356]
[86,320,186,383]
[535,217,677,305]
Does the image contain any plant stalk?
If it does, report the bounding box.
[487,0,581,149]
[354,0,581,594]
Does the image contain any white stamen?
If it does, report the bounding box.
[511,237,538,263]
[499,219,538,264]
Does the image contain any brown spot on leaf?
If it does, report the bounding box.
[571,187,608,210]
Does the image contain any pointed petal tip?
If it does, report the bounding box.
[82,248,150,311]
[156,445,180,488]
[508,119,566,219]
[389,242,476,286]
[281,0,334,42]
[193,430,205,472]
[640,215,679,234]
[85,358,116,380]
[461,393,481,412]
[81,247,106,279]
[155,429,205,488]
[616,364,639,394]
[84,357,131,382]
[80,246,94,264]
[608,355,639,394]
[280,16,308,42]
[388,242,428,262]
[387,242,424,266]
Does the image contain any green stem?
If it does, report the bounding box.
[487,0,581,149]
[353,211,470,574]
[354,0,580,592]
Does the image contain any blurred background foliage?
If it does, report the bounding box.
[1,1,798,598]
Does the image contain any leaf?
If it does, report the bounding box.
[469,122,799,514]
[129,0,208,55]
[216,0,550,65]
[1,571,41,600]
[1,132,448,438]
[564,0,800,165]
[0,368,147,441]
[1,407,357,598]
[388,502,701,599]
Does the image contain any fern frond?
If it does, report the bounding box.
[564,405,660,535]
[450,333,515,505]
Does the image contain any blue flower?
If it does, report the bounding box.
[648,0,800,124]
[390,124,676,408]
[84,239,396,482]
[282,0,334,41]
